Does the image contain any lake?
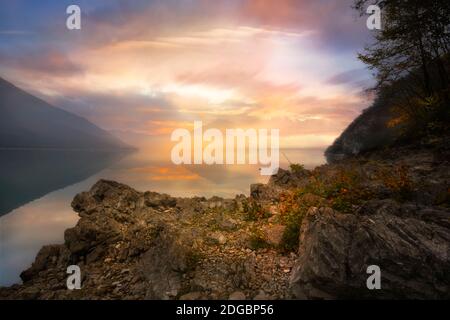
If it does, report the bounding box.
[0,147,325,286]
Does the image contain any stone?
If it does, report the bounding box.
[19,287,40,300]
[138,223,198,299]
[179,292,202,300]
[20,245,66,282]
[207,232,227,245]
[253,290,270,300]
[228,291,246,300]
[263,224,286,246]
[290,203,450,299]
[219,218,238,231]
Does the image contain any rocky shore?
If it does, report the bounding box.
[0,142,449,300]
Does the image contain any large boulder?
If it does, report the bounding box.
[290,200,450,299]
[137,223,199,299]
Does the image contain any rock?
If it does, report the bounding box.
[234,194,247,212]
[86,245,106,264]
[250,184,280,201]
[19,287,40,300]
[138,223,198,299]
[269,168,310,188]
[72,179,140,215]
[228,291,246,300]
[207,232,227,245]
[218,218,238,231]
[253,290,270,300]
[3,139,448,302]
[64,216,121,256]
[297,193,327,207]
[179,292,202,300]
[0,178,297,300]
[263,225,286,246]
[144,192,177,208]
[20,245,67,282]
[290,203,450,299]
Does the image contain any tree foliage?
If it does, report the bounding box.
[354,0,450,136]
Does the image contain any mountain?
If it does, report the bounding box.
[325,56,450,163]
[0,77,130,150]
[324,97,399,163]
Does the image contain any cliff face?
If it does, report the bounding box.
[1,141,449,300]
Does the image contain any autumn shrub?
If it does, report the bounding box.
[248,227,270,250]
[294,167,372,213]
[290,163,307,175]
[376,164,414,200]
[278,191,324,252]
[243,199,271,221]
[275,165,377,251]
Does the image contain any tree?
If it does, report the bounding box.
[355,0,450,95]
[354,0,450,131]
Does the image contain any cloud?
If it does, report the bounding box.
[239,0,370,51]
[0,0,375,150]
[0,48,84,76]
[326,67,375,89]
[0,30,34,35]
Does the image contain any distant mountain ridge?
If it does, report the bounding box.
[0,77,130,150]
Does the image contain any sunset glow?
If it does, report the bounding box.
[0,0,374,149]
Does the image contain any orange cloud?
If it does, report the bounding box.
[0,1,373,150]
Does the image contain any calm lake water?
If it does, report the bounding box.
[0,147,325,286]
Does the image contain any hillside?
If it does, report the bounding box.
[324,96,398,163]
[0,77,129,150]
[325,56,450,163]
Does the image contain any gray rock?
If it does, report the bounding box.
[138,223,198,299]
[290,202,450,299]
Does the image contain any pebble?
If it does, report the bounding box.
[228,291,246,300]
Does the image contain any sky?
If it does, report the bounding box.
[0,0,376,149]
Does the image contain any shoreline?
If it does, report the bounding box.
[0,143,448,299]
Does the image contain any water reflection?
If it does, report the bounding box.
[0,150,129,217]
[0,149,129,286]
